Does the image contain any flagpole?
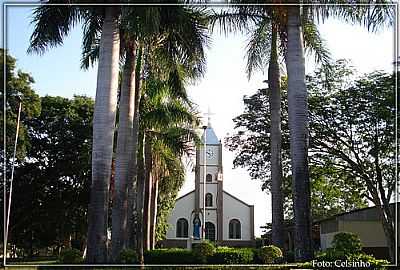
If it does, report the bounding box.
[5,95,22,263]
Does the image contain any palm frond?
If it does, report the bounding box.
[311,1,394,33]
[208,8,265,36]
[80,12,102,70]
[303,21,332,69]
[245,18,272,80]
[28,4,81,54]
[156,6,210,78]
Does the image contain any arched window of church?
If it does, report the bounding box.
[205,222,216,241]
[176,218,188,238]
[205,193,213,207]
[206,174,212,182]
[229,219,241,239]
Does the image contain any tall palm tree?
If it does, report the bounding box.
[133,57,202,261]
[211,4,330,254]
[138,69,200,248]
[124,6,208,261]
[81,5,208,261]
[28,4,121,263]
[110,42,137,262]
[213,1,393,261]
[285,4,313,260]
[284,1,394,261]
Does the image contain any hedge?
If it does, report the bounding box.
[208,247,254,264]
[144,248,197,264]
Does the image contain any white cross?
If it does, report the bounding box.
[204,106,214,126]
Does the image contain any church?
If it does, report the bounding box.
[161,120,255,248]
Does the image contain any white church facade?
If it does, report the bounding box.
[161,123,255,248]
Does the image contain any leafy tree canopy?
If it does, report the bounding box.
[7,95,93,257]
[225,60,377,220]
[0,49,41,163]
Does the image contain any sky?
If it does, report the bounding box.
[2,2,397,237]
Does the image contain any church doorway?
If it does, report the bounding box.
[205,222,215,241]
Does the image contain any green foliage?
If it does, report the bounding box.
[8,95,93,256]
[144,247,257,265]
[119,248,138,264]
[258,245,283,264]
[349,253,389,269]
[225,63,370,220]
[315,232,388,269]
[144,248,196,264]
[331,232,362,255]
[208,246,254,264]
[58,248,83,264]
[0,49,41,163]
[192,241,216,263]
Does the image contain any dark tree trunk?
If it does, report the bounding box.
[150,175,159,249]
[136,132,145,264]
[111,44,136,262]
[126,48,143,249]
[143,138,153,251]
[269,25,285,251]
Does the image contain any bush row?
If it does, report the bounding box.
[143,243,281,264]
[208,246,254,264]
[143,246,255,264]
[57,244,282,265]
[144,248,196,264]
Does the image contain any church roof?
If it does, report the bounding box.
[201,125,220,145]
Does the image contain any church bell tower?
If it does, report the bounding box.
[194,118,224,242]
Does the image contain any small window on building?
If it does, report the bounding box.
[176,218,188,238]
[205,193,213,207]
[229,219,241,239]
[206,174,212,182]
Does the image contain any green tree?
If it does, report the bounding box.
[0,49,41,166]
[225,73,367,220]
[211,3,331,251]
[29,3,120,262]
[138,66,200,248]
[214,1,393,260]
[283,2,393,260]
[308,63,396,262]
[0,50,41,256]
[9,95,93,258]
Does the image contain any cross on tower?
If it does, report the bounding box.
[204,106,215,127]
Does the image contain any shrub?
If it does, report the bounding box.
[144,248,196,264]
[258,245,283,264]
[58,248,83,264]
[208,246,254,264]
[119,248,138,264]
[192,241,216,263]
[349,253,389,269]
[314,232,388,269]
[331,232,362,254]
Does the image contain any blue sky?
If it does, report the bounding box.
[2,2,396,236]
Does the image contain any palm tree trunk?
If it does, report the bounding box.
[136,132,145,264]
[87,6,120,263]
[143,138,153,251]
[111,44,136,262]
[269,25,285,251]
[126,48,143,249]
[286,5,313,262]
[150,173,159,249]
